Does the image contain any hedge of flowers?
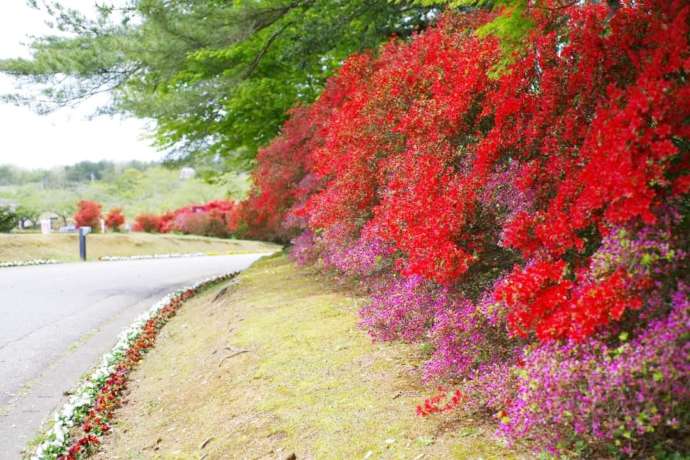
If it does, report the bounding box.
[133,200,240,238]
[31,272,238,460]
[0,259,60,268]
[237,1,690,457]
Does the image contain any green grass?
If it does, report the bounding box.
[95,254,526,459]
[0,233,280,263]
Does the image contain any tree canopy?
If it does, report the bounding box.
[1,0,438,169]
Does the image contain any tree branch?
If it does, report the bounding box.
[242,21,293,79]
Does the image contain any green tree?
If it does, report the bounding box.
[0,165,18,186]
[1,0,437,170]
[24,187,79,226]
[0,207,18,233]
[64,161,116,183]
[15,205,40,229]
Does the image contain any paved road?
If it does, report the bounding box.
[0,254,267,459]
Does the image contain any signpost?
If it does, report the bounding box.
[79,227,91,261]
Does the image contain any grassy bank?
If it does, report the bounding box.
[95,254,524,459]
[0,233,279,263]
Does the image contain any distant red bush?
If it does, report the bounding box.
[169,200,239,238]
[158,211,176,233]
[74,200,102,230]
[104,208,125,232]
[134,200,240,238]
[132,213,162,233]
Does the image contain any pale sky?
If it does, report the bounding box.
[0,0,162,170]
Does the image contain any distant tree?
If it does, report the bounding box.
[73,200,102,230]
[105,208,125,231]
[15,205,40,229]
[65,161,115,183]
[0,207,18,232]
[44,190,78,226]
[0,165,17,186]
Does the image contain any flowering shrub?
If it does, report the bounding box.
[73,200,102,230]
[235,0,690,456]
[132,213,162,233]
[104,208,125,232]
[134,200,240,238]
[416,387,463,417]
[500,284,690,457]
[237,107,318,242]
[289,231,319,266]
[172,210,229,238]
[360,275,447,343]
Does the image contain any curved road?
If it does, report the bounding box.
[0,254,267,459]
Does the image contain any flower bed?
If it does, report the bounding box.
[31,272,238,460]
[0,259,60,268]
[98,253,206,262]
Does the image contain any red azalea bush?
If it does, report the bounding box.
[104,208,125,232]
[133,200,240,238]
[168,200,239,238]
[132,213,162,233]
[158,211,176,233]
[237,1,690,456]
[74,200,102,230]
[172,210,227,238]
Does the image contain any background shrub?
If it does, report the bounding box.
[73,200,102,230]
[0,207,18,233]
[104,208,125,232]
[132,213,162,233]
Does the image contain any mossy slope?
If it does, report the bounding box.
[96,254,524,459]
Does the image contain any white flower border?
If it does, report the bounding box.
[31,272,237,460]
[0,259,60,268]
[99,253,207,262]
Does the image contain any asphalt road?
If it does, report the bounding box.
[0,254,267,459]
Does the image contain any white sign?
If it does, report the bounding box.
[40,219,52,234]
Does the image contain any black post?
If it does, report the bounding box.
[79,228,87,261]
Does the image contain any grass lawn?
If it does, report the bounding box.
[0,233,280,263]
[94,254,526,460]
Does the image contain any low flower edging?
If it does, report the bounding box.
[31,272,238,460]
[0,259,60,268]
[98,253,206,262]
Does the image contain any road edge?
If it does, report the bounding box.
[28,272,240,460]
